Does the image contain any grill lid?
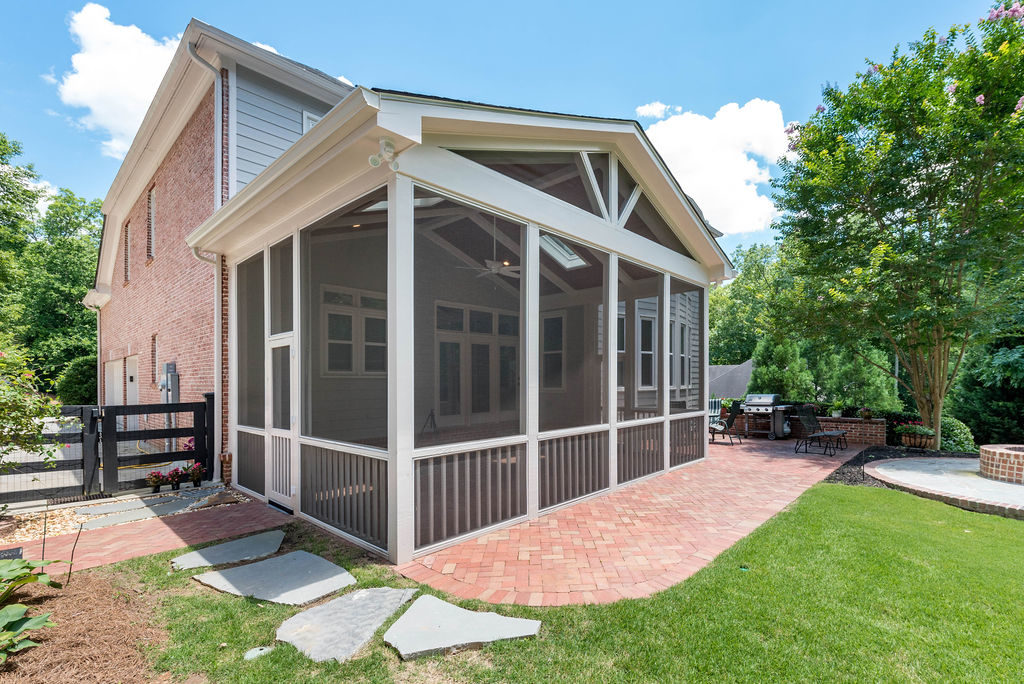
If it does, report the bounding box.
[743,393,782,405]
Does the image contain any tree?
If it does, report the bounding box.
[773,14,1024,446]
[3,190,100,383]
[0,133,41,255]
[746,336,815,399]
[56,355,97,405]
[0,334,61,471]
[802,341,903,410]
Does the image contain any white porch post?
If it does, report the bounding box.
[702,285,710,459]
[388,174,415,564]
[661,274,671,471]
[606,253,618,489]
[525,223,540,517]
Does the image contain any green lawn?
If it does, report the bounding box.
[102,484,1024,682]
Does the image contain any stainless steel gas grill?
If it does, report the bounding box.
[739,394,793,440]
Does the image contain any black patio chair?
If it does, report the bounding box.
[793,405,847,457]
[709,402,743,445]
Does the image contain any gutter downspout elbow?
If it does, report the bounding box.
[186,41,220,79]
[191,245,217,265]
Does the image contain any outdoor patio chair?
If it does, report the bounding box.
[793,405,847,457]
[709,402,743,445]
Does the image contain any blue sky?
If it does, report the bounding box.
[1,1,976,256]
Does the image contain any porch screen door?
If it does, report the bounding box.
[266,341,296,509]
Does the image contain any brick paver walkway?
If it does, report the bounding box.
[0,501,289,572]
[398,440,861,606]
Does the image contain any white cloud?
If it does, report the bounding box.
[642,99,789,235]
[252,41,279,54]
[30,180,57,217]
[54,3,179,159]
[40,67,57,85]
[635,101,670,119]
[337,75,354,86]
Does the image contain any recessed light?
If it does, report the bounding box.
[352,224,361,228]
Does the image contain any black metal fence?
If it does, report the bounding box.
[0,393,214,506]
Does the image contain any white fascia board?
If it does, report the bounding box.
[398,145,711,286]
[186,87,382,254]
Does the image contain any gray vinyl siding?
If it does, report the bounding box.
[235,65,342,193]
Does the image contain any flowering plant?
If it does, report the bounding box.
[183,437,195,451]
[145,470,166,486]
[165,467,184,484]
[187,462,205,482]
[858,407,873,419]
[893,421,935,436]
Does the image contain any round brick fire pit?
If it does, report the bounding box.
[979,445,1024,484]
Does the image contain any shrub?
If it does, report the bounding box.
[55,355,96,405]
[941,415,977,453]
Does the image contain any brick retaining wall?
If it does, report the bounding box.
[724,412,886,446]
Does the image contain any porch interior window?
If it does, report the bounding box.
[538,232,608,430]
[618,259,662,420]
[413,187,525,447]
[669,277,704,413]
[300,188,388,448]
[237,253,265,428]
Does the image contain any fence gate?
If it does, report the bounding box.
[0,393,214,506]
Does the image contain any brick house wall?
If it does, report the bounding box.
[99,86,217,412]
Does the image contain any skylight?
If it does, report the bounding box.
[540,234,587,270]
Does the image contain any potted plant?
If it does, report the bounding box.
[166,467,184,491]
[858,407,873,421]
[146,470,165,493]
[894,421,936,449]
[830,400,845,418]
[187,462,205,487]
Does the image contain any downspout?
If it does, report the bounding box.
[187,41,225,479]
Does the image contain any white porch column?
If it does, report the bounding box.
[388,174,415,564]
[661,274,671,471]
[525,223,540,517]
[606,253,618,489]
[702,285,710,459]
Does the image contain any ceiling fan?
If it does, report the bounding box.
[457,216,521,279]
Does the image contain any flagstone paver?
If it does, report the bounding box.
[397,440,861,606]
[277,587,418,662]
[172,529,285,570]
[0,501,289,571]
[193,551,356,605]
[383,594,541,660]
[81,498,194,530]
[75,496,178,515]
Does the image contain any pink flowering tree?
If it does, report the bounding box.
[773,10,1024,447]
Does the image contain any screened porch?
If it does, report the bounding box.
[229,150,708,563]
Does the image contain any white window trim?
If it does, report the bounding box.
[320,284,387,377]
[540,311,566,392]
[303,111,322,134]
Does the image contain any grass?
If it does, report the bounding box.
[99,484,1024,682]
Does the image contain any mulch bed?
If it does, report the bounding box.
[825,445,979,488]
[3,570,167,683]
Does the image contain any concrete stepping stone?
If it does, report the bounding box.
[81,498,193,530]
[192,551,355,605]
[76,496,177,515]
[277,587,417,662]
[171,530,285,570]
[382,594,541,660]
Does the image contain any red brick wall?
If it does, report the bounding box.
[99,86,216,412]
[725,412,886,446]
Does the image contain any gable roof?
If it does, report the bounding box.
[709,359,754,399]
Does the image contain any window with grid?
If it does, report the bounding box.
[146,187,155,260]
[123,223,130,282]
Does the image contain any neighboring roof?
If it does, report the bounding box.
[709,359,754,399]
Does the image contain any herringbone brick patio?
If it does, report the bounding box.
[397,440,860,606]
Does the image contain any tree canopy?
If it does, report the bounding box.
[772,14,1024,444]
